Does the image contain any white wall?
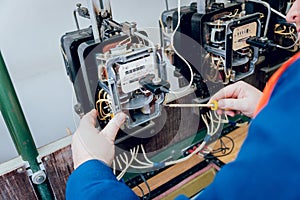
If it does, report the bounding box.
[0,0,191,163]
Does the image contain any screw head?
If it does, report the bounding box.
[36,175,46,183]
[32,170,47,184]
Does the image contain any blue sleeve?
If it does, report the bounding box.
[66,160,139,200]
[175,194,190,200]
[195,59,300,200]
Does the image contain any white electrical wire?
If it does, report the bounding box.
[212,110,229,124]
[275,34,299,49]
[113,159,116,175]
[113,111,225,176]
[211,114,222,136]
[165,111,222,166]
[114,145,154,180]
[202,114,210,135]
[270,7,286,19]
[129,145,153,169]
[131,145,151,166]
[119,153,128,166]
[208,112,214,134]
[168,0,195,95]
[116,156,123,170]
[141,144,154,165]
[117,148,137,180]
[133,156,153,167]
[165,139,207,166]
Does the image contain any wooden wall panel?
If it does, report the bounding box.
[0,166,38,200]
[41,145,73,200]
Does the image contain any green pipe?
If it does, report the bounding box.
[0,52,39,171]
[0,52,53,199]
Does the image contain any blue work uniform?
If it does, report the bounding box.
[66,52,300,200]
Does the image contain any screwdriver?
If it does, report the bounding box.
[165,100,218,110]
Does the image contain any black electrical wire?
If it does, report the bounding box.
[209,135,235,158]
[136,185,145,200]
[140,174,151,200]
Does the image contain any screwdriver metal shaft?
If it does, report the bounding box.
[164,100,218,110]
[165,103,213,108]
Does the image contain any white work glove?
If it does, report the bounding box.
[210,81,262,118]
[72,109,126,169]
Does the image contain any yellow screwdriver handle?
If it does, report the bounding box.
[210,100,218,110]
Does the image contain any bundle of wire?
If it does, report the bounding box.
[113,110,226,180]
[95,87,113,121]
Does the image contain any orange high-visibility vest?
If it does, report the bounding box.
[254,52,300,117]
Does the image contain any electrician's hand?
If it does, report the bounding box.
[209,81,262,118]
[71,109,126,169]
